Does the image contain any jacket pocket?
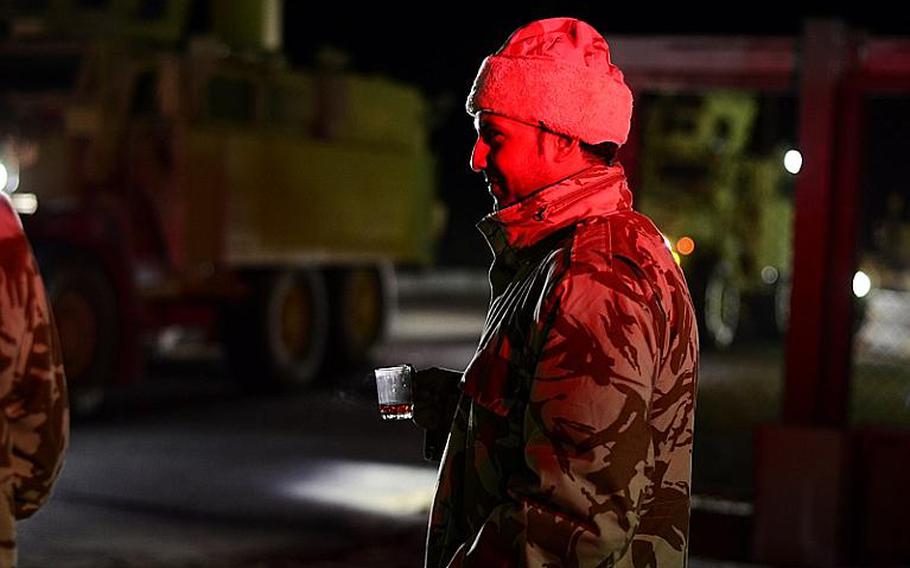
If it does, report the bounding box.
[462,331,525,417]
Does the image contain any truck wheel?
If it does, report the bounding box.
[694,261,741,350]
[774,272,791,335]
[749,271,790,340]
[46,262,118,417]
[222,269,328,390]
[325,264,395,367]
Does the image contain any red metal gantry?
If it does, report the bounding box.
[612,20,910,566]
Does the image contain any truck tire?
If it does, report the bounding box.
[45,261,118,417]
[693,260,741,350]
[775,272,791,335]
[325,264,395,368]
[221,269,329,390]
[748,271,790,340]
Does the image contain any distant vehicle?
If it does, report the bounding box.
[0,0,443,413]
[637,91,794,349]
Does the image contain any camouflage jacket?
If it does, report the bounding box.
[425,163,699,567]
[0,195,69,566]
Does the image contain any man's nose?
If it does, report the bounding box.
[470,137,487,173]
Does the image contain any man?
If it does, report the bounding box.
[413,18,699,567]
[0,192,69,567]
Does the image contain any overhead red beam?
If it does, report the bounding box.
[612,34,910,93]
[611,35,796,91]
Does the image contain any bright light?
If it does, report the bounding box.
[672,251,681,265]
[0,159,20,192]
[853,270,872,298]
[761,266,780,285]
[286,460,438,517]
[676,236,695,255]
[6,170,19,192]
[784,149,803,175]
[10,193,37,215]
[661,234,672,251]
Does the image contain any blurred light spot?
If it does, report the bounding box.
[676,236,695,255]
[672,251,681,265]
[287,460,437,517]
[6,171,19,193]
[784,149,802,174]
[11,192,37,215]
[661,234,673,251]
[692,494,754,517]
[761,266,780,285]
[853,270,871,298]
[0,163,8,192]
[157,326,184,353]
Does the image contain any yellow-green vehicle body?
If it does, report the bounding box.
[637,91,794,347]
[4,0,442,408]
[17,0,439,272]
[61,45,438,275]
[185,68,437,269]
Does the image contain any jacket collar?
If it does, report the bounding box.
[475,162,632,260]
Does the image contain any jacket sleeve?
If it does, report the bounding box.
[0,207,69,519]
[458,258,660,567]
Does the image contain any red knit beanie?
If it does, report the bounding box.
[466,17,633,146]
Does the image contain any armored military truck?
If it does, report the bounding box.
[0,0,442,413]
[637,91,794,349]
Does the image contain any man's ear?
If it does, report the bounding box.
[553,134,582,162]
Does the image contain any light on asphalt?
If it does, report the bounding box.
[286,460,438,516]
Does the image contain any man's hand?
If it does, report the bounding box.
[411,366,462,432]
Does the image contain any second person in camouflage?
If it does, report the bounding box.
[413,18,699,567]
[0,193,69,568]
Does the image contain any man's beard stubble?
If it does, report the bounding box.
[484,171,504,211]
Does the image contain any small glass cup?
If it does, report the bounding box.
[374,364,414,420]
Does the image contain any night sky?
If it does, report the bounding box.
[282,5,903,88]
[281,5,907,265]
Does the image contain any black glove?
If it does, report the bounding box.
[411,366,462,461]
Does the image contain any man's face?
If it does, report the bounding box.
[471,112,561,210]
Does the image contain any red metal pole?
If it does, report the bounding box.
[783,19,854,427]
[819,71,864,427]
[754,20,865,566]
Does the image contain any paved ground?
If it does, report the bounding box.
[14,269,798,566]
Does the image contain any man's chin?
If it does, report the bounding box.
[489,186,511,208]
